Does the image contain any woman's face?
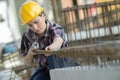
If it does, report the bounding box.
[27,14,46,35]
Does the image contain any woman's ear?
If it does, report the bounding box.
[41,12,46,17]
[41,13,46,21]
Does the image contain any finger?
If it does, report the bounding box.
[45,47,48,50]
[29,48,37,55]
[44,53,51,56]
[45,46,51,50]
[31,46,37,50]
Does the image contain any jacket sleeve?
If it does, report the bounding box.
[50,23,68,48]
[20,33,30,56]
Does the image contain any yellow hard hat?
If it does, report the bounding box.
[19,1,44,25]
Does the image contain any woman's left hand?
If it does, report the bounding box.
[45,44,57,56]
[45,37,63,56]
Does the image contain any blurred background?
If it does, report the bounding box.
[0,0,120,80]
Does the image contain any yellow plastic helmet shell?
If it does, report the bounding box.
[19,1,44,25]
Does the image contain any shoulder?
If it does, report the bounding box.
[21,30,31,41]
[21,32,28,42]
[50,22,63,30]
[21,32,26,39]
[53,23,62,28]
[53,23,61,27]
[22,29,36,42]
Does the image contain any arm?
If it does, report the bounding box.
[24,48,36,66]
[45,23,66,56]
[45,36,63,51]
[20,33,36,66]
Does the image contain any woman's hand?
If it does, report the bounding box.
[45,44,56,51]
[28,48,37,56]
[45,36,63,56]
[24,48,37,66]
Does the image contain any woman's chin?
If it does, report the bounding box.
[37,32,43,35]
[35,31,40,34]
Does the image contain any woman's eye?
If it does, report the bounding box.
[28,20,39,27]
[34,21,38,24]
[34,20,39,24]
[28,24,32,27]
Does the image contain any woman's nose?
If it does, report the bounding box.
[32,24,38,30]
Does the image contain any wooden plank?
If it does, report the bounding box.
[33,41,120,58]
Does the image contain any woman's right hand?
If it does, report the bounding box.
[24,48,37,66]
[28,48,37,56]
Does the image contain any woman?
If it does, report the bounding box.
[19,1,67,80]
